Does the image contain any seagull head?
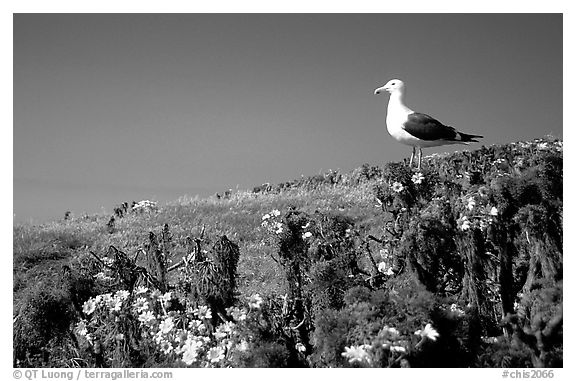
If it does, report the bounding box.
[374,79,405,95]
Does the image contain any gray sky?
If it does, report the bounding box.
[13,14,562,223]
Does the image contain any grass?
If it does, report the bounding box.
[13,175,385,304]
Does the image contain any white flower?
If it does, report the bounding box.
[379,248,389,259]
[194,305,212,320]
[101,257,114,266]
[109,298,123,312]
[391,181,404,193]
[341,344,372,364]
[248,294,263,309]
[381,326,400,340]
[390,345,406,353]
[415,323,440,341]
[207,346,225,363]
[82,299,97,315]
[133,297,149,313]
[459,216,471,231]
[138,311,155,324]
[115,290,130,300]
[467,197,476,211]
[75,320,88,336]
[159,292,172,303]
[274,222,284,234]
[188,320,207,334]
[302,231,313,239]
[135,286,149,294]
[490,206,498,216]
[378,262,394,276]
[237,340,250,352]
[181,338,203,365]
[411,172,425,185]
[449,303,465,317]
[295,342,306,353]
[159,317,175,334]
[271,209,281,217]
[226,306,247,322]
[159,340,173,355]
[94,272,113,282]
[262,213,271,221]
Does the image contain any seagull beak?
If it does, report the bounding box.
[374,86,385,95]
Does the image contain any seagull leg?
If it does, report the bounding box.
[409,147,415,168]
[417,148,422,170]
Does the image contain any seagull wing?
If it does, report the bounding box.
[402,113,459,141]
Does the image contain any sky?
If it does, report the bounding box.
[13,13,563,223]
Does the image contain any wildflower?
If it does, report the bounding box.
[262,213,271,221]
[449,303,465,317]
[481,336,498,344]
[225,306,247,322]
[237,340,250,352]
[194,305,212,320]
[248,294,263,309]
[138,311,155,324]
[94,272,113,282]
[274,222,284,234]
[188,320,207,334]
[135,286,149,295]
[467,197,476,211]
[537,142,548,150]
[458,216,471,231]
[490,206,498,216]
[302,231,313,239]
[159,340,174,355]
[390,345,406,353]
[341,344,372,364]
[159,317,175,334]
[411,172,425,185]
[207,346,226,363]
[159,292,172,303]
[75,320,88,336]
[115,290,130,300]
[82,299,97,315]
[182,338,203,365]
[391,181,404,193]
[133,297,149,313]
[415,323,440,341]
[101,257,114,266]
[377,262,394,276]
[381,326,400,340]
[295,342,306,353]
[379,248,389,259]
[109,298,122,312]
[271,209,281,217]
[150,290,162,300]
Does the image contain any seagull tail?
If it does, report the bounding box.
[458,132,483,143]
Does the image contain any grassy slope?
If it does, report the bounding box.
[13,137,562,308]
[13,169,383,305]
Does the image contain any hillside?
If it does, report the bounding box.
[13,136,563,368]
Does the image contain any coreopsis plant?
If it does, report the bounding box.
[75,286,267,368]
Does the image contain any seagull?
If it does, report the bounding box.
[374,79,483,169]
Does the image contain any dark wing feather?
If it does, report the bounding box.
[403,113,458,141]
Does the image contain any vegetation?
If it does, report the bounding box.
[13,137,562,368]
